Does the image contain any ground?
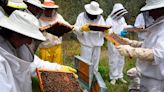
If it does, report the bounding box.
[32,34,136,92]
[62,34,136,92]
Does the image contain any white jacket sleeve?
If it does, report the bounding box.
[134,13,145,28]
[30,55,62,77]
[73,13,83,36]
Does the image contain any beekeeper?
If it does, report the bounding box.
[116,0,164,91]
[24,0,43,19]
[0,10,76,92]
[105,3,128,85]
[73,1,106,72]
[38,0,69,64]
[127,11,155,92]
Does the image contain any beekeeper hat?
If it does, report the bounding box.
[84,1,103,15]
[110,3,127,16]
[42,0,59,8]
[0,10,46,41]
[141,0,164,11]
[25,0,42,8]
[7,0,27,9]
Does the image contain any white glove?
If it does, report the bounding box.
[122,38,143,47]
[116,45,154,61]
[127,67,139,77]
[31,55,78,78]
[30,55,62,76]
[72,26,80,31]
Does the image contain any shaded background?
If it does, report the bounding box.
[54,0,145,24]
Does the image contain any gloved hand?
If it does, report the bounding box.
[81,24,90,32]
[61,65,77,73]
[61,65,78,78]
[119,29,128,37]
[116,45,154,61]
[127,67,139,77]
[122,38,143,47]
[72,26,79,31]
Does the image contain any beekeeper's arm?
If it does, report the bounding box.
[72,14,90,34]
[30,55,77,77]
[123,37,143,47]
[116,45,154,61]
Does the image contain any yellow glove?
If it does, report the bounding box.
[104,29,113,35]
[61,65,78,78]
[81,24,90,32]
[61,65,77,73]
[104,29,109,34]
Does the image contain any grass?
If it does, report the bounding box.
[62,35,136,92]
[32,34,136,92]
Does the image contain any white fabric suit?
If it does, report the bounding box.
[134,12,154,41]
[106,16,127,80]
[74,12,105,71]
[136,16,164,92]
[134,13,146,41]
[0,35,62,92]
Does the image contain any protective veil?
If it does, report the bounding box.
[106,3,127,80]
[74,12,105,71]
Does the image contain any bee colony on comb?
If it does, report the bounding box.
[39,21,73,37]
[36,69,83,92]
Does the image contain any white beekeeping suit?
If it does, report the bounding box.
[74,1,105,72]
[116,0,164,91]
[106,3,128,85]
[134,12,154,41]
[134,13,146,41]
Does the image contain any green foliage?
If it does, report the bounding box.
[54,0,145,24]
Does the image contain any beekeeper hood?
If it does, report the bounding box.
[42,0,59,8]
[84,1,103,15]
[141,0,164,11]
[0,10,46,41]
[25,0,42,8]
[7,0,27,9]
[110,3,128,19]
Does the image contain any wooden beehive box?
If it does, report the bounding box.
[36,68,83,92]
[89,24,111,32]
[40,21,73,37]
[91,72,107,92]
[74,56,94,90]
[105,32,129,46]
